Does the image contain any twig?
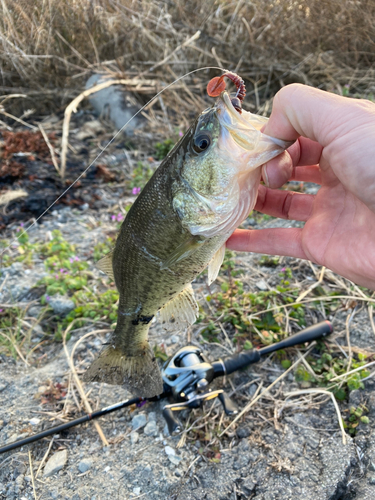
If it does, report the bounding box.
[296,266,326,302]
[248,295,375,320]
[0,108,37,130]
[38,124,60,175]
[285,389,347,445]
[329,359,375,382]
[219,345,315,436]
[28,450,38,500]
[62,322,109,446]
[35,437,54,478]
[369,305,375,338]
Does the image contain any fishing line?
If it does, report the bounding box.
[1,65,226,257]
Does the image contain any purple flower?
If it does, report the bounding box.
[116,213,124,222]
[74,256,79,261]
[281,267,286,272]
[59,268,65,273]
[0,309,3,313]
[344,84,350,89]
[179,131,183,137]
[69,257,74,263]
[53,262,57,266]
[132,187,141,195]
[20,222,24,227]
[111,215,116,221]
[45,295,50,302]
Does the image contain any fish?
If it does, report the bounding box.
[83,83,292,398]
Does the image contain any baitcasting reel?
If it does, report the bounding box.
[161,320,333,435]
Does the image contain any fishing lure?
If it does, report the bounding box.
[207,71,246,113]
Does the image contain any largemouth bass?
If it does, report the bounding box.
[83,85,292,397]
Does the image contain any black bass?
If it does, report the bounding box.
[83,75,292,397]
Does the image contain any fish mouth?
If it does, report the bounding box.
[216,91,293,151]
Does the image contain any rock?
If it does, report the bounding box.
[168,455,182,466]
[44,450,68,477]
[133,487,141,495]
[29,417,40,426]
[132,413,147,430]
[255,279,268,291]
[148,411,157,422]
[236,426,251,439]
[170,335,179,343]
[144,420,158,436]
[28,306,42,318]
[48,296,75,316]
[86,74,143,135]
[131,432,139,445]
[164,446,175,456]
[78,459,92,473]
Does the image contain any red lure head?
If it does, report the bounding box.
[206,71,246,113]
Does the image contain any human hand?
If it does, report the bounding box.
[226,84,375,289]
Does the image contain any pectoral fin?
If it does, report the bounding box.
[96,251,114,279]
[207,244,225,285]
[160,237,203,270]
[159,284,199,331]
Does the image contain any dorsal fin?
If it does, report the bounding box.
[207,244,225,285]
[96,250,114,279]
[159,284,199,332]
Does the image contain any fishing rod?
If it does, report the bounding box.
[0,320,332,454]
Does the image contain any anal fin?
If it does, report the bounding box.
[159,284,199,331]
[96,250,114,279]
[207,244,225,285]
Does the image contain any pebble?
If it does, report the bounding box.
[28,306,42,318]
[255,279,268,291]
[78,459,92,473]
[44,450,68,477]
[132,413,147,430]
[164,446,175,456]
[148,411,157,422]
[48,296,75,316]
[170,335,179,343]
[144,420,158,436]
[131,432,139,445]
[29,417,40,426]
[168,455,182,466]
[133,487,141,495]
[236,426,251,439]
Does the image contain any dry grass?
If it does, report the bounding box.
[1,0,375,118]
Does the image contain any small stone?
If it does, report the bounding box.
[29,418,40,426]
[28,306,42,318]
[255,279,268,291]
[132,413,147,430]
[104,466,110,473]
[133,487,141,495]
[144,420,158,436]
[131,432,139,445]
[170,335,179,343]
[48,296,75,316]
[168,455,182,466]
[148,411,157,422]
[236,426,251,439]
[44,450,68,477]
[78,459,92,473]
[164,446,175,456]
[369,476,375,485]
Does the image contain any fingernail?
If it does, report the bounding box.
[262,164,270,187]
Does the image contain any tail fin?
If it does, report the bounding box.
[82,344,163,398]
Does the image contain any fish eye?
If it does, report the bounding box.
[193,133,211,154]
